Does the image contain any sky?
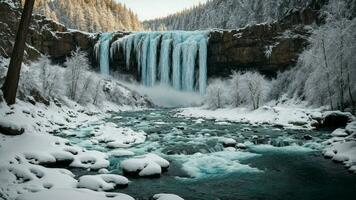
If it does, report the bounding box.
[116,0,208,21]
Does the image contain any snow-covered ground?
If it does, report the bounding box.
[178,104,325,130]
[323,121,356,173]
[178,105,356,174]
[0,98,143,199]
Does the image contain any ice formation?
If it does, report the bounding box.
[110,31,209,94]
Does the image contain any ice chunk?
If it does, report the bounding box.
[175,151,260,178]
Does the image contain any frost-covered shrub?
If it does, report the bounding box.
[238,72,271,110]
[205,71,271,110]
[205,79,227,109]
[37,56,63,98]
[9,50,146,107]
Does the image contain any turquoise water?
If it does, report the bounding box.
[58,109,356,200]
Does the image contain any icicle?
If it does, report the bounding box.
[146,33,160,86]
[182,40,198,92]
[159,33,172,85]
[97,32,113,76]
[199,38,208,95]
[141,36,150,86]
[111,31,209,94]
[172,43,182,90]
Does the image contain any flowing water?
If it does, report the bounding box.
[110,32,209,94]
[58,109,356,200]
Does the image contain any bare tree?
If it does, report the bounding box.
[64,48,89,101]
[1,0,35,105]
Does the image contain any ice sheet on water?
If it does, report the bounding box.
[247,143,315,153]
[171,151,261,178]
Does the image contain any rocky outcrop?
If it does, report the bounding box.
[207,7,323,77]
[0,1,98,64]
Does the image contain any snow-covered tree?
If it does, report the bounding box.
[64,48,89,101]
[239,72,270,110]
[205,79,226,109]
[270,0,356,113]
[31,0,142,32]
[145,0,314,31]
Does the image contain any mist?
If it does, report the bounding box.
[122,82,203,108]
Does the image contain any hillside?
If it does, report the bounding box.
[145,0,320,30]
[32,0,142,32]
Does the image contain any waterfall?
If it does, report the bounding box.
[110,31,209,94]
[95,32,113,75]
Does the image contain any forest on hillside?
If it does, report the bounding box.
[31,0,142,32]
[144,0,356,31]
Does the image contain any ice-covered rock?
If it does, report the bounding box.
[152,194,184,200]
[120,153,169,177]
[322,111,354,128]
[92,123,146,148]
[331,128,348,137]
[219,138,237,147]
[0,118,25,135]
[77,174,129,191]
[345,121,356,135]
[236,143,247,149]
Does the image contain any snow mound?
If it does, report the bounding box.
[323,121,356,173]
[16,189,134,200]
[92,122,146,148]
[218,137,237,147]
[153,193,184,200]
[178,105,322,130]
[120,153,170,177]
[0,164,77,198]
[331,128,348,137]
[78,174,129,191]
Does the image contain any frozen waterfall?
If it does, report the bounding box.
[94,32,113,76]
[110,31,209,95]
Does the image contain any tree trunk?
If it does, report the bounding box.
[1,0,35,105]
[321,39,334,110]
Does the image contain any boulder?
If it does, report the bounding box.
[322,111,354,129]
[0,124,24,136]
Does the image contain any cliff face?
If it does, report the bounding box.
[0,0,324,79]
[0,0,97,64]
[207,7,323,77]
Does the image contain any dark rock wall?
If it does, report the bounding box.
[0,1,97,65]
[207,7,322,78]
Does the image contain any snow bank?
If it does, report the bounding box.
[120,153,170,177]
[178,105,323,130]
[16,189,134,200]
[91,122,146,148]
[153,194,184,200]
[323,121,356,173]
[78,174,129,191]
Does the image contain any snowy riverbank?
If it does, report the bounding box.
[178,105,356,174]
